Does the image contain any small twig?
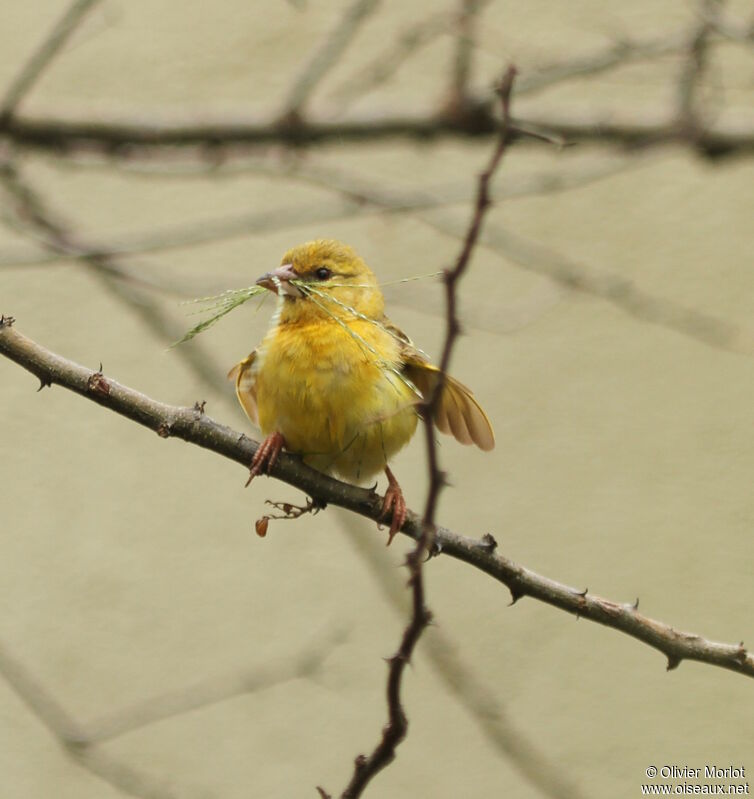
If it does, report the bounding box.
[0,0,102,122]
[1,321,753,682]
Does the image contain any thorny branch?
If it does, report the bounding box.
[2,319,753,681]
[340,514,586,799]
[334,67,516,799]
[333,65,518,799]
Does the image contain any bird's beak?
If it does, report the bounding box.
[256,263,303,298]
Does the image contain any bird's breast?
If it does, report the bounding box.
[253,319,418,480]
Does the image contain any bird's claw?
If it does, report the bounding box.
[246,432,286,487]
[380,466,407,545]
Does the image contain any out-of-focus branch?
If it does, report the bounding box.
[515,31,691,96]
[85,632,344,745]
[333,65,517,799]
[0,630,340,799]
[1,318,754,681]
[4,109,754,157]
[0,0,101,122]
[329,11,453,111]
[416,209,754,357]
[443,0,492,116]
[0,156,637,269]
[696,2,754,44]
[0,159,227,393]
[281,0,382,120]
[676,0,721,135]
[5,150,751,358]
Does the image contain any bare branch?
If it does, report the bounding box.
[1,318,753,681]
[0,0,102,122]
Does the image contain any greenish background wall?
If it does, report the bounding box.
[2,2,753,797]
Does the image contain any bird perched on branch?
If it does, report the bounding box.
[228,239,494,543]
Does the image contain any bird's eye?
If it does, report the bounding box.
[314,267,331,280]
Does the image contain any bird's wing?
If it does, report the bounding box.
[227,351,259,426]
[382,318,495,451]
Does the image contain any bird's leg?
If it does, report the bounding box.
[380,465,407,545]
[245,431,286,487]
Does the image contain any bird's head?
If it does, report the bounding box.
[256,239,384,324]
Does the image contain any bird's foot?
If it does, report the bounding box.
[246,432,286,487]
[380,465,407,546]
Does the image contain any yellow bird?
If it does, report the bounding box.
[228,239,494,542]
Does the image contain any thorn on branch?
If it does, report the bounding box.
[508,587,523,605]
[316,787,332,799]
[0,314,15,328]
[631,597,640,611]
[37,375,52,391]
[428,538,443,558]
[666,656,682,672]
[193,400,206,415]
[479,532,497,552]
